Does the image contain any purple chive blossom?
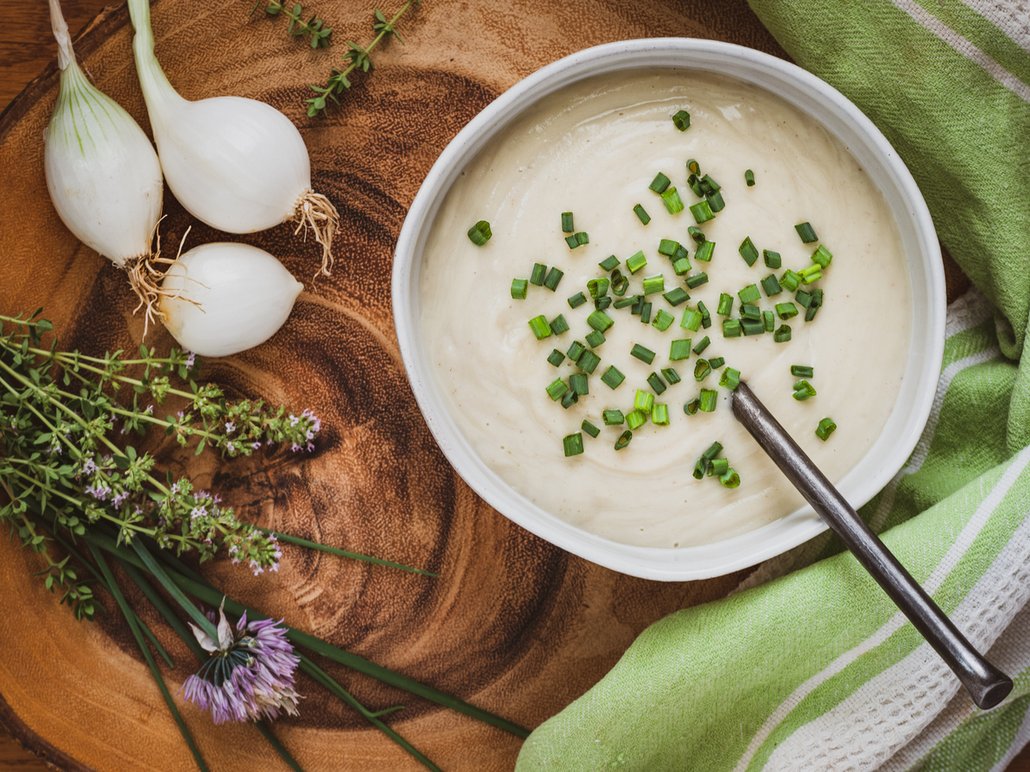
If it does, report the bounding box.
[182,603,300,725]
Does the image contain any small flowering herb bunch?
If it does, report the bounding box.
[0,311,526,770]
[0,311,318,579]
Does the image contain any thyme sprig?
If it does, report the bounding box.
[306,0,420,117]
[255,0,333,48]
[0,311,317,579]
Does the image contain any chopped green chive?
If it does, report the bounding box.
[662,367,681,385]
[693,441,723,478]
[720,368,741,390]
[599,255,620,272]
[652,403,670,425]
[694,358,712,381]
[738,237,759,266]
[549,314,569,335]
[529,315,551,340]
[780,269,801,291]
[687,159,701,176]
[658,239,680,257]
[811,244,833,268]
[585,330,606,348]
[642,274,666,295]
[687,172,704,198]
[614,430,633,450]
[672,109,691,131]
[601,365,625,390]
[547,349,564,367]
[816,417,837,441]
[741,318,765,336]
[719,468,741,488]
[578,350,601,374]
[649,172,671,194]
[633,389,654,413]
[672,257,691,276]
[763,311,775,332]
[792,379,817,401]
[611,272,629,296]
[561,392,579,411]
[595,295,612,312]
[633,204,651,225]
[565,231,589,249]
[795,222,818,243]
[603,409,625,426]
[652,309,676,331]
[699,388,717,412]
[775,302,798,319]
[546,378,567,400]
[561,212,574,233]
[761,274,782,297]
[543,267,564,291]
[567,291,587,309]
[567,340,586,362]
[630,296,643,315]
[631,344,656,364]
[581,419,600,438]
[687,226,706,244]
[697,301,712,328]
[740,304,761,321]
[798,264,823,284]
[639,301,653,324]
[791,365,814,379]
[796,289,814,308]
[663,287,690,306]
[744,169,755,187]
[700,174,720,194]
[626,409,647,431]
[707,457,728,476]
[723,319,741,337]
[708,356,725,369]
[661,187,685,214]
[685,272,709,289]
[763,249,781,269]
[530,263,547,286]
[626,250,648,274]
[613,296,637,309]
[685,399,700,416]
[647,372,667,395]
[689,199,714,224]
[511,278,528,299]
[717,293,734,317]
[738,284,761,304]
[467,220,492,245]
[587,310,614,332]
[706,191,726,212]
[570,373,589,396]
[693,335,711,355]
[587,277,610,299]
[680,307,702,331]
[694,241,715,262]
[670,339,693,361]
[563,433,584,457]
[773,324,792,343]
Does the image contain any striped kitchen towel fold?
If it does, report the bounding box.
[516,2,1030,769]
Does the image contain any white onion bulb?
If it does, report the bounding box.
[44,0,165,322]
[159,243,303,358]
[127,0,339,276]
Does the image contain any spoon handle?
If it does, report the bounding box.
[731,382,1012,710]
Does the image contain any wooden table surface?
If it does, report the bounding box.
[1,2,1027,771]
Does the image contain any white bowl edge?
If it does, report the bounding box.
[392,38,946,581]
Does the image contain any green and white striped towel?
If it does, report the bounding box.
[516,1,1030,769]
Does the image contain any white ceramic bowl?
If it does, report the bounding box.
[393,38,945,581]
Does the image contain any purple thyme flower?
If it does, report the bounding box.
[224,420,236,434]
[112,491,129,508]
[182,602,300,725]
[85,482,110,501]
[81,456,97,475]
[185,352,196,369]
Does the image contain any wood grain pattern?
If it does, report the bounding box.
[0,0,1013,770]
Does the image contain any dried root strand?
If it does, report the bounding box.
[292,189,340,278]
[124,227,199,337]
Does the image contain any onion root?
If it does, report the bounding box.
[292,189,340,278]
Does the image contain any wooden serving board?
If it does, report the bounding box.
[0,2,788,769]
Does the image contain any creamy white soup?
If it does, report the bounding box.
[418,70,910,548]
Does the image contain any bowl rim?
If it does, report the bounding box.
[392,37,946,581]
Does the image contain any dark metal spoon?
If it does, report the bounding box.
[731,382,1013,710]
